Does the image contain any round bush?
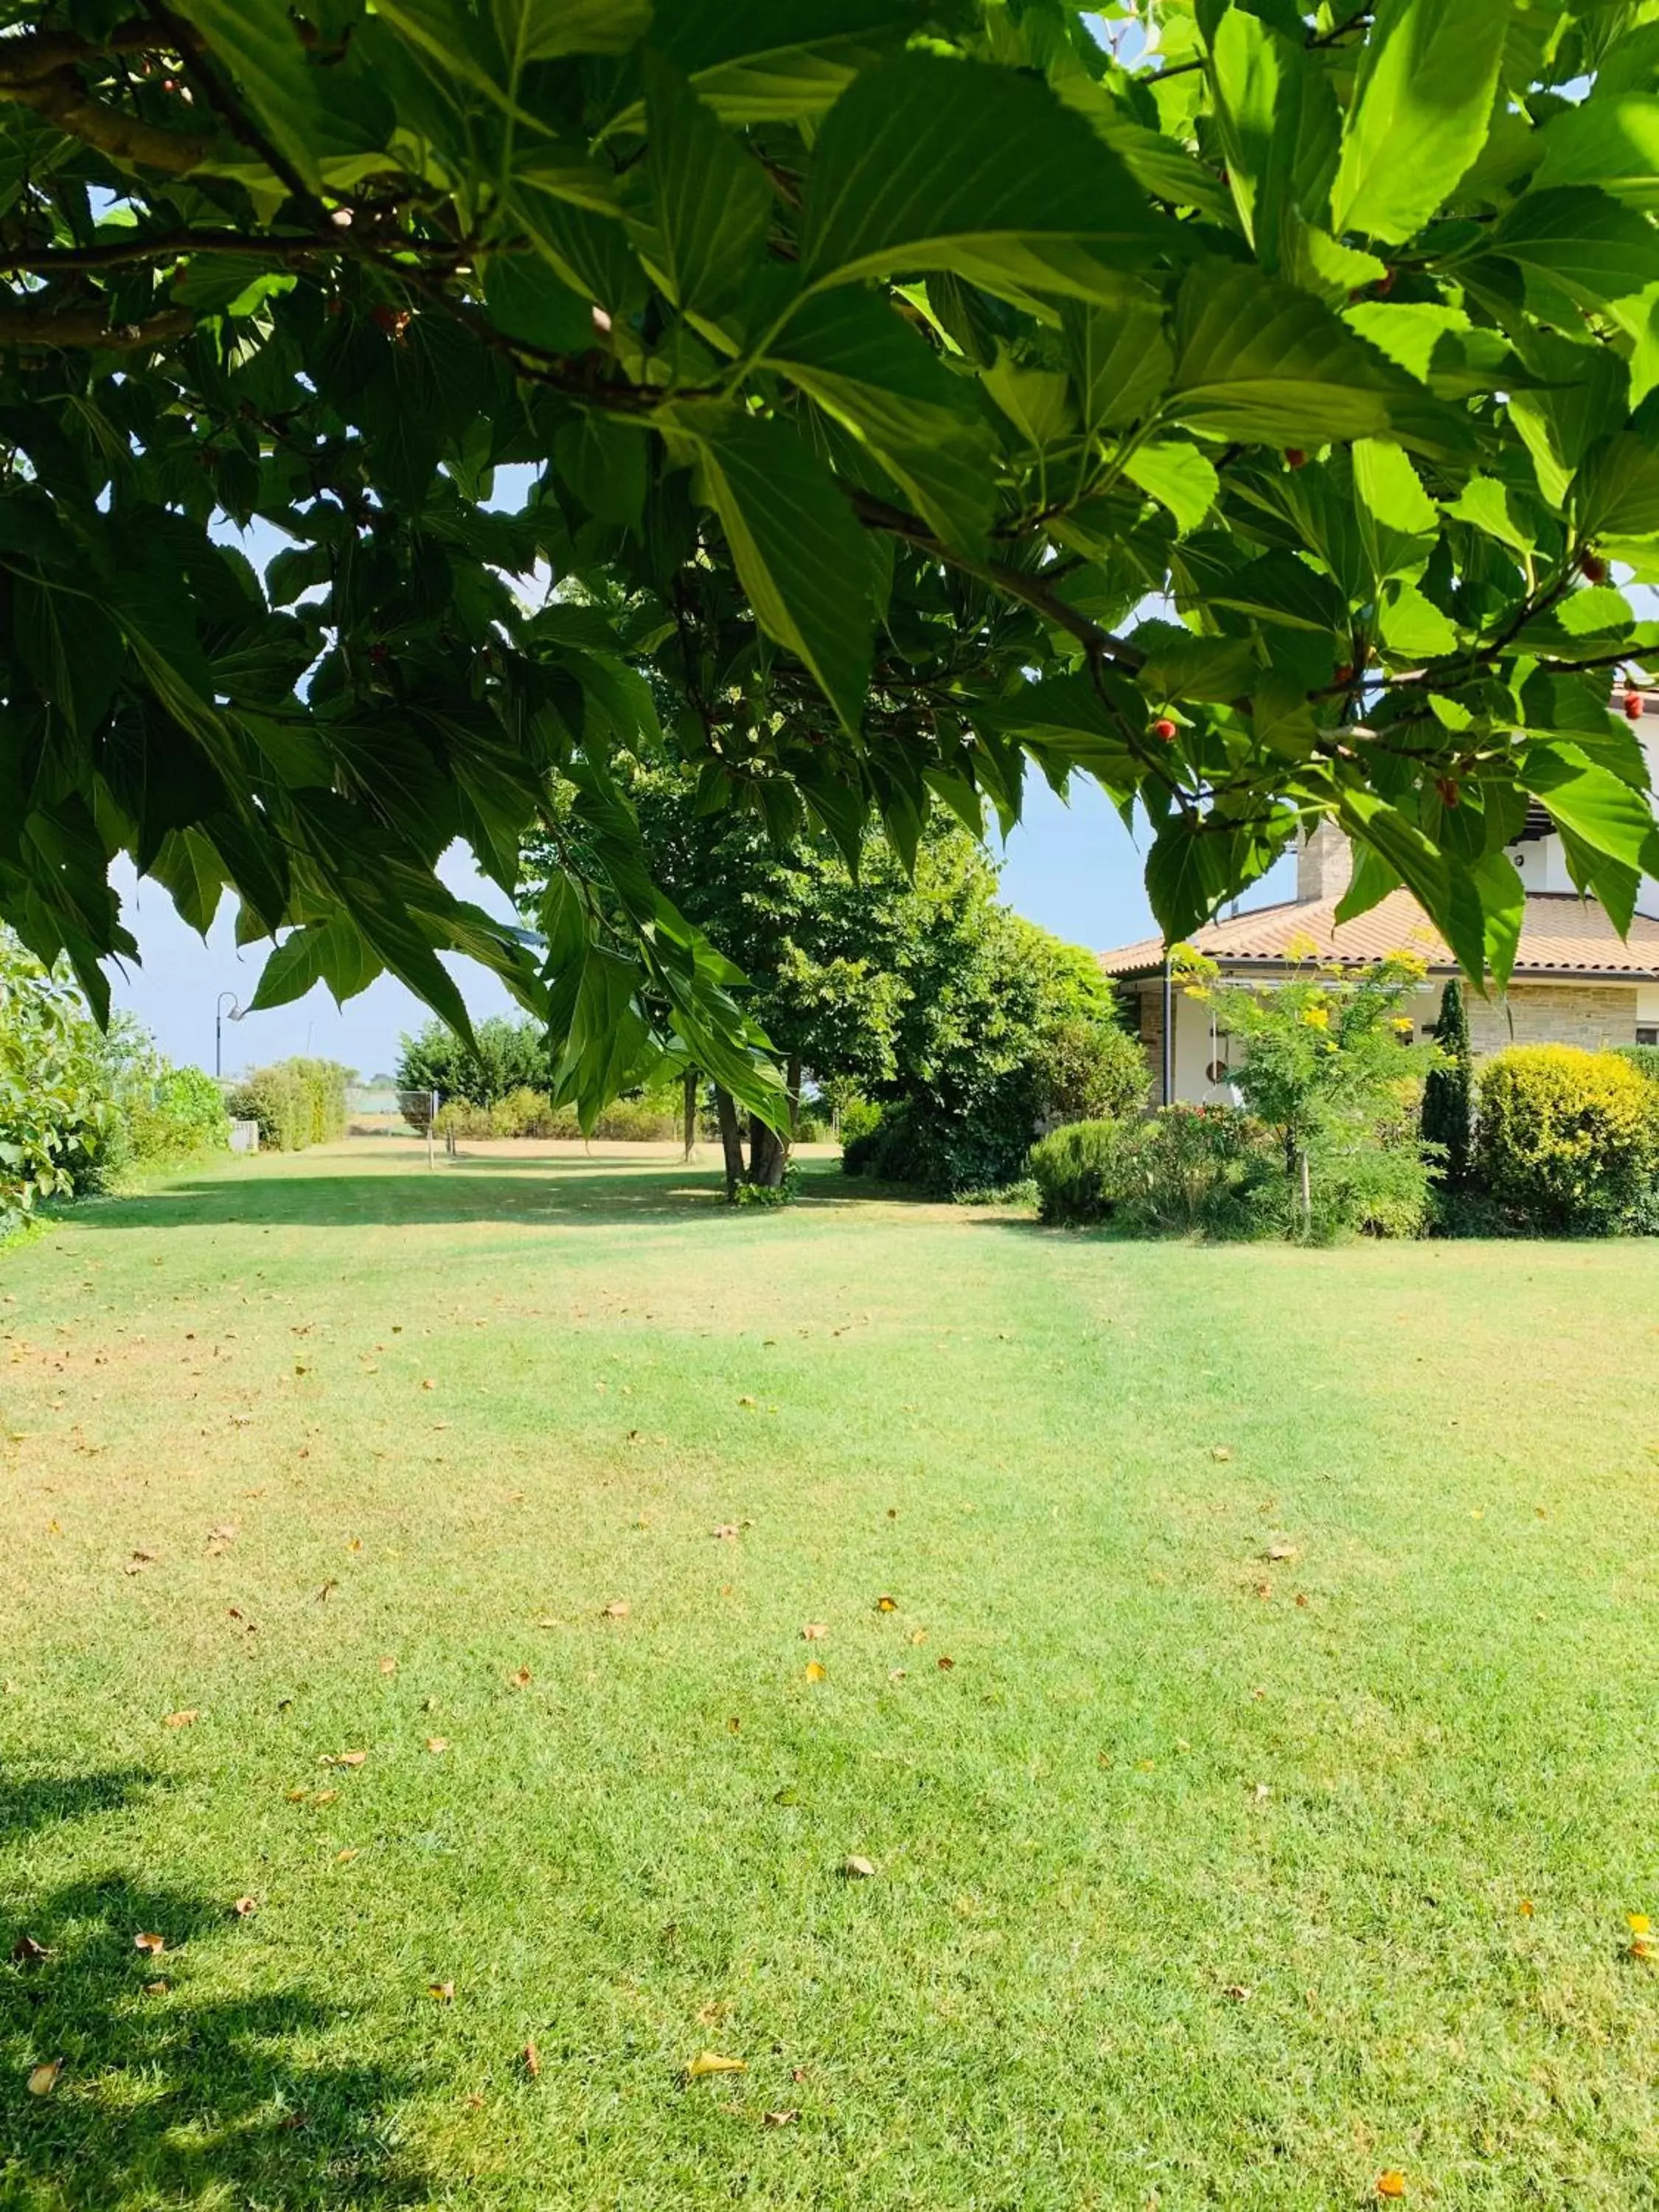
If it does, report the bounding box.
[1477,1046,1659,1234]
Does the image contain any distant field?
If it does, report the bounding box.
[4,1143,1658,2209]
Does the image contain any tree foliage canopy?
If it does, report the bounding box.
[4,0,1659,1119]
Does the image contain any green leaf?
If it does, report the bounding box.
[494,0,650,63]
[1570,431,1659,541]
[981,347,1073,453]
[672,404,873,733]
[798,53,1167,305]
[1344,302,1523,400]
[1507,327,1630,507]
[1523,740,1659,877]
[1489,186,1659,309]
[1121,442,1218,535]
[644,57,773,327]
[763,290,995,550]
[1447,475,1537,556]
[250,916,379,1008]
[650,0,925,126]
[1534,93,1659,210]
[1133,620,1258,703]
[1207,7,1341,272]
[1061,296,1172,437]
[1146,814,1227,940]
[1329,0,1510,246]
[553,411,648,528]
[147,829,226,937]
[1166,265,1467,455]
[1377,580,1458,657]
[1352,439,1439,585]
[173,0,326,192]
[483,255,597,353]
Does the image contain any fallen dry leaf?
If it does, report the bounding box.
[1251,1782,1271,1801]
[420,1379,436,1391]
[727,1715,741,1733]
[801,1624,828,1641]
[844,1856,876,1879]
[1377,2174,1406,2201]
[26,2059,61,2097]
[711,1524,738,1540]
[875,1595,897,1613]
[12,1935,48,1968]
[1222,1983,1251,2002]
[888,1668,906,1683]
[425,1737,450,1754]
[1211,1445,1233,1462]
[908,1628,927,1646]
[1520,1899,1534,1917]
[685,2052,745,2081]
[737,1396,756,1410]
[313,1789,338,1806]
[133,1932,166,1956]
[602,1601,630,1619]
[335,1847,358,1864]
[232,1896,259,1919]
[508,1666,532,1688]
[1265,1541,1299,1562]
[163,1709,198,1730]
[804,1660,827,1683]
[936,1655,955,1671]
[523,2040,541,2079]
[1295,1592,1310,1608]
[144,1979,169,1996]
[763,2109,799,2127]
[321,1750,367,1767]
[1254,1581,1272,1600]
[428,1980,455,2002]
[463,2093,484,2111]
[378,1655,397,1675]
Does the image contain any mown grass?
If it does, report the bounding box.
[3,1144,1659,2210]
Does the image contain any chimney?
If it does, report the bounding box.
[1297,818,1352,905]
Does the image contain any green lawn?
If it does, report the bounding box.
[4,1145,1659,2210]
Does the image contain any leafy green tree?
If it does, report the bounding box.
[2,1,1658,1117]
[1421,978,1475,1189]
[397,1015,552,1106]
[1181,948,1441,1234]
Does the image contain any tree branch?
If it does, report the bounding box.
[1,68,211,174]
[0,301,194,350]
[0,24,160,90]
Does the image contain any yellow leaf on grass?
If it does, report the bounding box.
[425,1737,450,1754]
[133,1932,166,1955]
[428,1981,455,2002]
[523,2040,541,2078]
[163,1710,198,1729]
[602,1601,630,1619]
[875,1596,897,1613]
[26,2059,61,2096]
[1377,2174,1406,2200]
[232,1896,259,1919]
[508,1666,532,1688]
[335,1848,359,1864]
[1629,1912,1650,1933]
[804,1661,827,1683]
[1520,1899,1534,1917]
[321,1750,367,1767]
[686,2052,745,2080]
[801,1624,828,1641]
[378,1656,397,1675]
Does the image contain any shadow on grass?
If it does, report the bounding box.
[0,1771,153,1840]
[77,1160,911,1234]
[1,1869,430,2209]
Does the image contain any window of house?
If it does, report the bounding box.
[1638,1026,1659,1047]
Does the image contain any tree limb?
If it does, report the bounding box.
[0,301,194,349]
[2,69,211,174]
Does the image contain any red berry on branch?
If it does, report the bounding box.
[1152,717,1178,742]
[1374,268,1396,298]
[1582,553,1607,583]
[1625,691,1644,720]
[1435,776,1461,808]
[1333,663,1355,687]
[369,644,389,666]
[1284,448,1307,470]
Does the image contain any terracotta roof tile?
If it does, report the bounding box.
[1098,890,1659,980]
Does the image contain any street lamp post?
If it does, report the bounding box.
[215,992,245,1080]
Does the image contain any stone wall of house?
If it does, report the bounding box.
[1467,983,1639,1056]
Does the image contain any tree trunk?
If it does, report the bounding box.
[682,1068,699,1163]
[714,1084,745,1201]
[748,1115,787,1188]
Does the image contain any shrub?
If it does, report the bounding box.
[122,1065,230,1164]
[397,1016,549,1105]
[1029,1118,1135,1225]
[1420,978,1474,1189]
[1477,1046,1659,1234]
[433,1089,682,1141]
[1031,1107,1276,1236]
[225,1059,349,1152]
[837,1096,883,1146]
[1614,1043,1659,1088]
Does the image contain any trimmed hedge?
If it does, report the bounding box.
[1476,1046,1659,1234]
[225,1059,349,1152]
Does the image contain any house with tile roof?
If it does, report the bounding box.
[1098,723,1659,1106]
